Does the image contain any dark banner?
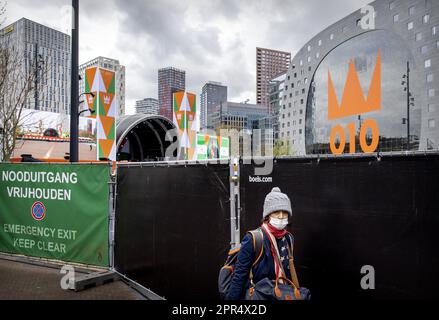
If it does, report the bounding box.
[241,154,439,299]
[115,155,439,300]
[115,163,230,300]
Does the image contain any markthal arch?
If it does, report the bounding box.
[116,114,178,162]
[281,0,439,155]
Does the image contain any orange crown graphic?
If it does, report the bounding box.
[328,49,381,120]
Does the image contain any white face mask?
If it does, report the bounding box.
[269,217,288,230]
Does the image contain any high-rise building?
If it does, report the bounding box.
[210,102,269,132]
[256,47,291,111]
[79,56,126,117]
[135,98,159,115]
[201,82,227,129]
[158,67,185,120]
[1,18,71,114]
[210,101,272,156]
[268,72,286,143]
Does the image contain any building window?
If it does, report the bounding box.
[307,45,311,52]
[428,104,435,113]
[428,88,435,97]
[292,83,294,88]
[300,99,304,105]
[428,119,436,128]
[302,89,305,94]
[423,14,430,24]
[433,26,438,35]
[437,40,439,48]
[425,59,431,68]
[307,56,311,63]
[408,6,415,16]
[304,78,308,84]
[318,39,322,46]
[300,109,303,115]
[299,119,302,125]
[408,22,414,30]
[330,33,334,40]
[356,19,361,27]
[300,60,303,66]
[393,14,399,23]
[421,45,428,54]
[427,74,434,82]
[316,52,320,59]
[416,32,423,41]
[299,129,303,134]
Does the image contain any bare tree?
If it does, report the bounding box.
[0,3,50,161]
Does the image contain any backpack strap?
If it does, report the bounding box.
[247,228,264,284]
[285,232,300,288]
[248,228,264,267]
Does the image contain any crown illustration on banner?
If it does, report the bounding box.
[103,95,111,105]
[88,95,94,104]
[328,49,381,120]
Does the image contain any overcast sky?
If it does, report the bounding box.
[6,0,371,114]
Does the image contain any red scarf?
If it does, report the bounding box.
[262,223,287,281]
[265,221,287,239]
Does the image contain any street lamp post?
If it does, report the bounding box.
[406,61,410,148]
[70,0,79,162]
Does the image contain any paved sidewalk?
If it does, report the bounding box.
[0,258,147,300]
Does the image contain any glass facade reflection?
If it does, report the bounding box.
[306,30,422,155]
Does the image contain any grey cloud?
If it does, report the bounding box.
[109,0,373,104]
[109,0,226,90]
[10,0,376,109]
[197,0,241,20]
[267,0,372,55]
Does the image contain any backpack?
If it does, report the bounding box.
[218,229,264,299]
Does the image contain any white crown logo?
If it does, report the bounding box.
[104,95,110,105]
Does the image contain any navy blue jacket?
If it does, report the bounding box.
[225,228,294,300]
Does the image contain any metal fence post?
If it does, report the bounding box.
[108,170,116,270]
[229,157,241,248]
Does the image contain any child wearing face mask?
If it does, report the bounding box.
[225,187,299,300]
